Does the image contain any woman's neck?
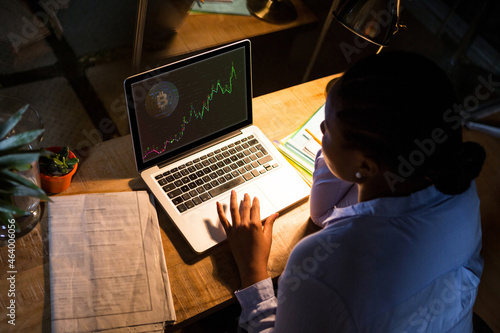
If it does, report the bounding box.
[357,174,432,202]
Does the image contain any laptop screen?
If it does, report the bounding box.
[125,40,252,172]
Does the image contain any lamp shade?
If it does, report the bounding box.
[332,0,399,46]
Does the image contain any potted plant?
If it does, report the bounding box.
[39,146,79,194]
[0,104,49,241]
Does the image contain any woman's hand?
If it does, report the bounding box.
[217,190,279,289]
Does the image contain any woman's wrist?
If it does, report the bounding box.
[239,267,269,289]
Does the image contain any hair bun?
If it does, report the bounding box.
[433,142,485,195]
[458,142,486,180]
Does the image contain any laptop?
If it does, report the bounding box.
[124,40,310,253]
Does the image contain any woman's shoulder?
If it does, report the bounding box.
[286,216,370,271]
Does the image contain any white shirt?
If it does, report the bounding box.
[234,154,483,332]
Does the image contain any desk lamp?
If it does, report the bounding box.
[303,0,404,82]
[247,0,297,24]
[464,100,500,138]
[307,0,500,138]
[332,0,403,50]
[330,0,500,138]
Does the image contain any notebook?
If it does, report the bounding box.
[124,39,310,253]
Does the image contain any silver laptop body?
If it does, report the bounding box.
[124,40,310,253]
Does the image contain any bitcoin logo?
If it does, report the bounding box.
[146,82,179,119]
[157,91,168,111]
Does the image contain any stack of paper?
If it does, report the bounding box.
[191,0,251,16]
[49,191,175,333]
[276,104,325,186]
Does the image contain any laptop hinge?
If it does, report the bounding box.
[157,130,243,169]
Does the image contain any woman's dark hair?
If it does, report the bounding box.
[329,51,485,195]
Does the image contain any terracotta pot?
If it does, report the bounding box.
[40,147,78,194]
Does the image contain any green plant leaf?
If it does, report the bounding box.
[0,180,29,196]
[0,179,18,190]
[39,149,53,157]
[0,200,27,216]
[38,148,76,176]
[0,104,29,140]
[14,163,32,172]
[10,184,47,198]
[0,211,15,229]
[0,152,41,169]
[0,169,50,201]
[0,129,44,152]
[0,212,9,224]
[60,146,69,159]
[67,157,79,166]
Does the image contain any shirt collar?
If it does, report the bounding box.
[325,184,456,224]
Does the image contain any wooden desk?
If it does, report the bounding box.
[0,74,339,332]
[141,0,317,63]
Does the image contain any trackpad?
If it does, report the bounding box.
[187,185,275,242]
[207,185,276,225]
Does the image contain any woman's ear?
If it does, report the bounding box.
[357,156,381,180]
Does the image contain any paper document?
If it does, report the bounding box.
[49,191,175,333]
[191,0,251,16]
[276,104,325,186]
[285,104,324,163]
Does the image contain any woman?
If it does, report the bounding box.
[216,51,486,332]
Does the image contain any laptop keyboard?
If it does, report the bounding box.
[154,135,279,213]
